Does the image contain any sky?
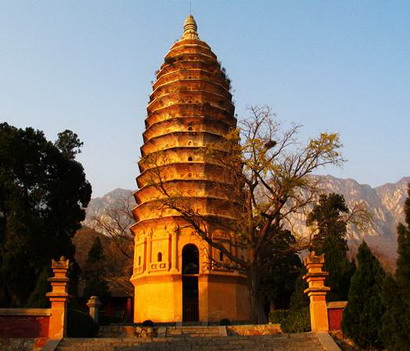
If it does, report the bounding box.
[1,1,409,197]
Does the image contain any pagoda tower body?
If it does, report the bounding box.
[130,16,250,323]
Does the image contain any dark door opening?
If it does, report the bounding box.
[182,244,199,322]
[183,276,199,322]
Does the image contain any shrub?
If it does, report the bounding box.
[219,318,231,326]
[67,309,98,337]
[99,313,122,326]
[142,320,154,327]
[280,308,311,333]
[269,309,289,324]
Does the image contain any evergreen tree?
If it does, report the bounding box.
[25,266,51,308]
[83,237,110,301]
[381,184,410,351]
[396,184,410,299]
[0,123,91,307]
[342,241,385,350]
[289,266,309,311]
[307,193,355,301]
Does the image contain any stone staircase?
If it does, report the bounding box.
[165,325,224,338]
[56,332,327,351]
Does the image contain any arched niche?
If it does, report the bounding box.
[182,244,199,275]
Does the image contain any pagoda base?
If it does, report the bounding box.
[131,273,250,323]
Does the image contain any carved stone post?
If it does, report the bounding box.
[87,296,102,324]
[46,257,70,339]
[303,252,330,332]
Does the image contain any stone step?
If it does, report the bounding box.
[165,326,222,337]
[57,333,326,351]
[99,325,156,338]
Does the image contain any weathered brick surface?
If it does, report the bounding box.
[0,337,48,351]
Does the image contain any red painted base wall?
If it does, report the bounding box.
[328,308,344,331]
[0,316,49,338]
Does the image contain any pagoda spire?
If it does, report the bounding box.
[183,15,199,39]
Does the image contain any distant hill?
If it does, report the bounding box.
[84,176,410,271]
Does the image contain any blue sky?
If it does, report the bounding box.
[1,1,409,197]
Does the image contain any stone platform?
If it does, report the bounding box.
[56,326,340,351]
[57,334,324,351]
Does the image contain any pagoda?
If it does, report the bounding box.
[130,15,250,323]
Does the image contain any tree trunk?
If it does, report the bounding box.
[248,263,268,324]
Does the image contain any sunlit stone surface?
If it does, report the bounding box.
[130,15,250,323]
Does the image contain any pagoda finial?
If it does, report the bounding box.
[183,15,199,39]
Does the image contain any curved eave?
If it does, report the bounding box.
[151,77,231,100]
[147,90,234,112]
[137,148,229,173]
[140,130,225,156]
[136,162,228,188]
[134,179,240,204]
[142,117,232,143]
[144,110,236,134]
[130,213,238,232]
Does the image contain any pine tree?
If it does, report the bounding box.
[342,241,385,350]
[381,184,410,351]
[25,266,51,308]
[289,267,309,311]
[307,193,355,301]
[396,184,410,300]
[83,237,110,302]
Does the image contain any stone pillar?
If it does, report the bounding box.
[171,228,178,271]
[303,251,330,333]
[87,296,102,324]
[147,233,152,268]
[46,256,70,339]
[143,237,147,271]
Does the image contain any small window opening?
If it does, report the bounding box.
[157,252,162,262]
[219,252,224,261]
[188,157,193,162]
[188,125,193,131]
[187,173,192,178]
[138,256,141,266]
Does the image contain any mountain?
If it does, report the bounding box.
[84,176,410,271]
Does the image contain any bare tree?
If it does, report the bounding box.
[91,193,135,295]
[144,106,344,323]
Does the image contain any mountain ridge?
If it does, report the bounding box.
[84,176,409,270]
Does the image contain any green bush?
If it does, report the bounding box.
[219,318,231,326]
[67,309,99,337]
[269,309,289,324]
[280,307,311,333]
[99,313,123,326]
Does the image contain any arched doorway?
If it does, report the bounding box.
[182,244,199,322]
